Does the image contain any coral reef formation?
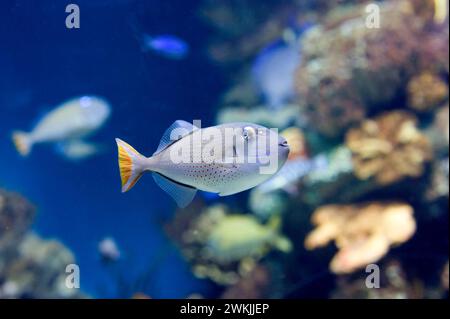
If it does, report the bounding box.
[305,202,416,274]
[407,72,448,112]
[332,259,446,299]
[0,189,84,298]
[345,111,432,185]
[295,0,449,137]
[220,264,271,299]
[186,0,449,299]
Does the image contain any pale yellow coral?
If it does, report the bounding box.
[305,202,416,274]
[346,111,433,185]
[407,72,449,111]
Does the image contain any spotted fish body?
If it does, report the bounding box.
[116,120,290,207]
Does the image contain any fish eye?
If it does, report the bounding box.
[243,126,256,141]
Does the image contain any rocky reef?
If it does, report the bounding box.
[0,189,84,298]
[295,0,449,138]
[183,0,449,299]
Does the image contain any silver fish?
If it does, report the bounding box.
[115,120,290,207]
[56,140,103,161]
[12,96,110,156]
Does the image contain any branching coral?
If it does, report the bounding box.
[407,72,449,112]
[345,111,432,185]
[305,202,416,274]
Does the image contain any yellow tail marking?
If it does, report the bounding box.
[117,143,133,188]
[12,131,30,156]
[116,138,144,192]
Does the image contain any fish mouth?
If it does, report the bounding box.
[279,140,289,148]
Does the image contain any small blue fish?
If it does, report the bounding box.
[141,34,189,60]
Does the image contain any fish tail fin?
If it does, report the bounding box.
[115,138,148,192]
[12,131,32,156]
[268,215,293,252]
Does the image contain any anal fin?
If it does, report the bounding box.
[152,173,197,208]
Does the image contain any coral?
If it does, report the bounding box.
[425,104,449,156]
[303,146,353,186]
[407,72,449,112]
[345,111,432,185]
[426,157,449,200]
[305,202,416,274]
[332,260,437,299]
[216,104,303,129]
[248,189,287,220]
[0,189,34,254]
[0,189,84,298]
[295,0,449,137]
[220,264,271,299]
[4,233,81,299]
[300,146,376,206]
[199,0,298,65]
[442,261,449,291]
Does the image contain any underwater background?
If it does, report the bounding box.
[0,0,448,299]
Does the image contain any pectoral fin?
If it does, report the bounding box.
[152,172,197,208]
[153,120,199,155]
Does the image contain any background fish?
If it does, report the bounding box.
[12,96,111,157]
[56,140,104,161]
[116,120,289,207]
[141,34,189,59]
[252,40,301,109]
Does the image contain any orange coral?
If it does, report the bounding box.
[407,72,449,111]
[280,127,308,160]
[345,111,432,185]
[305,202,416,274]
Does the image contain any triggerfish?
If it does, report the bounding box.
[115,120,290,208]
[12,96,111,159]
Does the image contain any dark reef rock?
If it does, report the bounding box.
[0,189,85,298]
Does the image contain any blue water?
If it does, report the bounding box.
[0,0,224,298]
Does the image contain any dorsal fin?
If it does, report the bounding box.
[153,120,198,155]
[152,172,197,208]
